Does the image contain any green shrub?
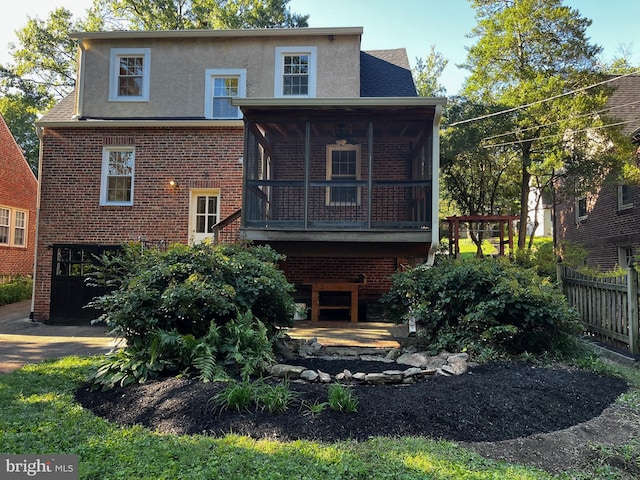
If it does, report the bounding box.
[212,379,298,413]
[380,257,582,358]
[327,383,359,412]
[89,242,296,342]
[87,242,296,389]
[0,276,32,306]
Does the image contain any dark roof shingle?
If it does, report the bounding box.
[606,75,640,138]
[360,49,417,97]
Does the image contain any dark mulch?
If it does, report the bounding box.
[75,359,628,443]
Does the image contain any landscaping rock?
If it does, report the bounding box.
[396,352,431,368]
[359,354,394,363]
[318,370,332,383]
[300,369,319,382]
[270,364,307,379]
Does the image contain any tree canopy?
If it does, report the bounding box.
[89,0,308,31]
[412,45,448,97]
[460,0,634,249]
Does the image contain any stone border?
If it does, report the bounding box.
[271,336,471,385]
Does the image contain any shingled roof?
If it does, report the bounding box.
[360,49,417,98]
[605,75,640,141]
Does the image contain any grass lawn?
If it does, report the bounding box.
[1,355,639,479]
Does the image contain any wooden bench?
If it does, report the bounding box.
[306,281,359,323]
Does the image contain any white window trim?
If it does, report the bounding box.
[274,46,317,98]
[204,69,247,120]
[189,189,221,244]
[575,194,587,223]
[0,206,28,248]
[100,146,135,206]
[618,184,634,211]
[618,246,634,268]
[109,48,151,102]
[326,144,361,206]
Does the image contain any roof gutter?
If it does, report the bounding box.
[69,26,364,41]
[234,97,447,108]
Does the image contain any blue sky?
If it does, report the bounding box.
[290,0,640,94]
[2,0,639,94]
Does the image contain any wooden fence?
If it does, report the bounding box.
[559,264,639,354]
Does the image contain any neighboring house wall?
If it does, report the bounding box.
[555,182,640,270]
[0,114,37,277]
[554,75,640,270]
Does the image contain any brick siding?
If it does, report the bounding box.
[33,126,244,320]
[0,116,37,277]
[555,183,640,270]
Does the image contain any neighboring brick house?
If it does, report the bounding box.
[34,27,445,324]
[554,75,640,270]
[0,113,37,279]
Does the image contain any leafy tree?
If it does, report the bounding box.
[440,98,521,255]
[412,45,448,97]
[0,94,40,174]
[461,0,632,249]
[90,0,308,30]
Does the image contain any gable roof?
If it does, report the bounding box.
[606,75,640,140]
[0,113,37,202]
[360,49,417,97]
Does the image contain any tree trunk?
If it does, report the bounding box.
[518,145,532,250]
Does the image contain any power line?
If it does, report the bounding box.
[445,70,640,128]
[480,99,640,143]
[481,118,640,149]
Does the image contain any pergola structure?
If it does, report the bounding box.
[446,215,520,258]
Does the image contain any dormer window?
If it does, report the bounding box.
[275,47,317,97]
[109,48,150,102]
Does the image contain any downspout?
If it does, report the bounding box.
[426,104,443,266]
[74,39,87,118]
[30,127,44,320]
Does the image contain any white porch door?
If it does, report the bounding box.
[190,189,220,244]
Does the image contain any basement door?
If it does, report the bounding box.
[49,244,120,325]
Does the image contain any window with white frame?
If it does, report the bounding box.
[619,246,634,268]
[0,208,9,244]
[575,194,587,222]
[0,206,28,247]
[13,210,26,246]
[109,48,151,101]
[618,184,633,210]
[326,144,361,206]
[101,147,135,206]
[275,46,317,97]
[189,189,220,244]
[204,69,246,119]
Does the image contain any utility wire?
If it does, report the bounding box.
[480,99,640,143]
[446,69,640,128]
[482,118,640,149]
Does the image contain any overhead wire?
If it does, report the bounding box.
[481,118,640,149]
[445,69,640,128]
[480,99,640,143]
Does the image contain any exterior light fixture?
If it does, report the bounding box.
[168,179,178,189]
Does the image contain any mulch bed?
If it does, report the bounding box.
[75,359,628,443]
